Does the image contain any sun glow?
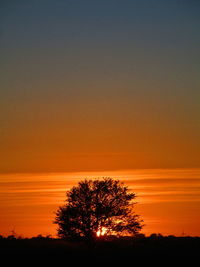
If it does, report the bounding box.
[96,227,107,237]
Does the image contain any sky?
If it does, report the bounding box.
[0,1,200,237]
[1,0,200,173]
[1,169,200,237]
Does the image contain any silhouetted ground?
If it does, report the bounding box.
[0,235,199,265]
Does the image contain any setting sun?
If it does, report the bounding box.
[96,227,108,237]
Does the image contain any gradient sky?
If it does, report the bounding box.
[1,0,200,173]
[1,1,200,238]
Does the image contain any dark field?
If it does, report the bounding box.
[0,235,199,265]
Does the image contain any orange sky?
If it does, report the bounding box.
[1,168,200,238]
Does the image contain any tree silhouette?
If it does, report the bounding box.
[54,178,143,242]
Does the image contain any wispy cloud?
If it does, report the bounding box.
[0,168,200,237]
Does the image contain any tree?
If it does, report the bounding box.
[54,178,143,241]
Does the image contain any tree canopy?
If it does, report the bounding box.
[54,178,143,241]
